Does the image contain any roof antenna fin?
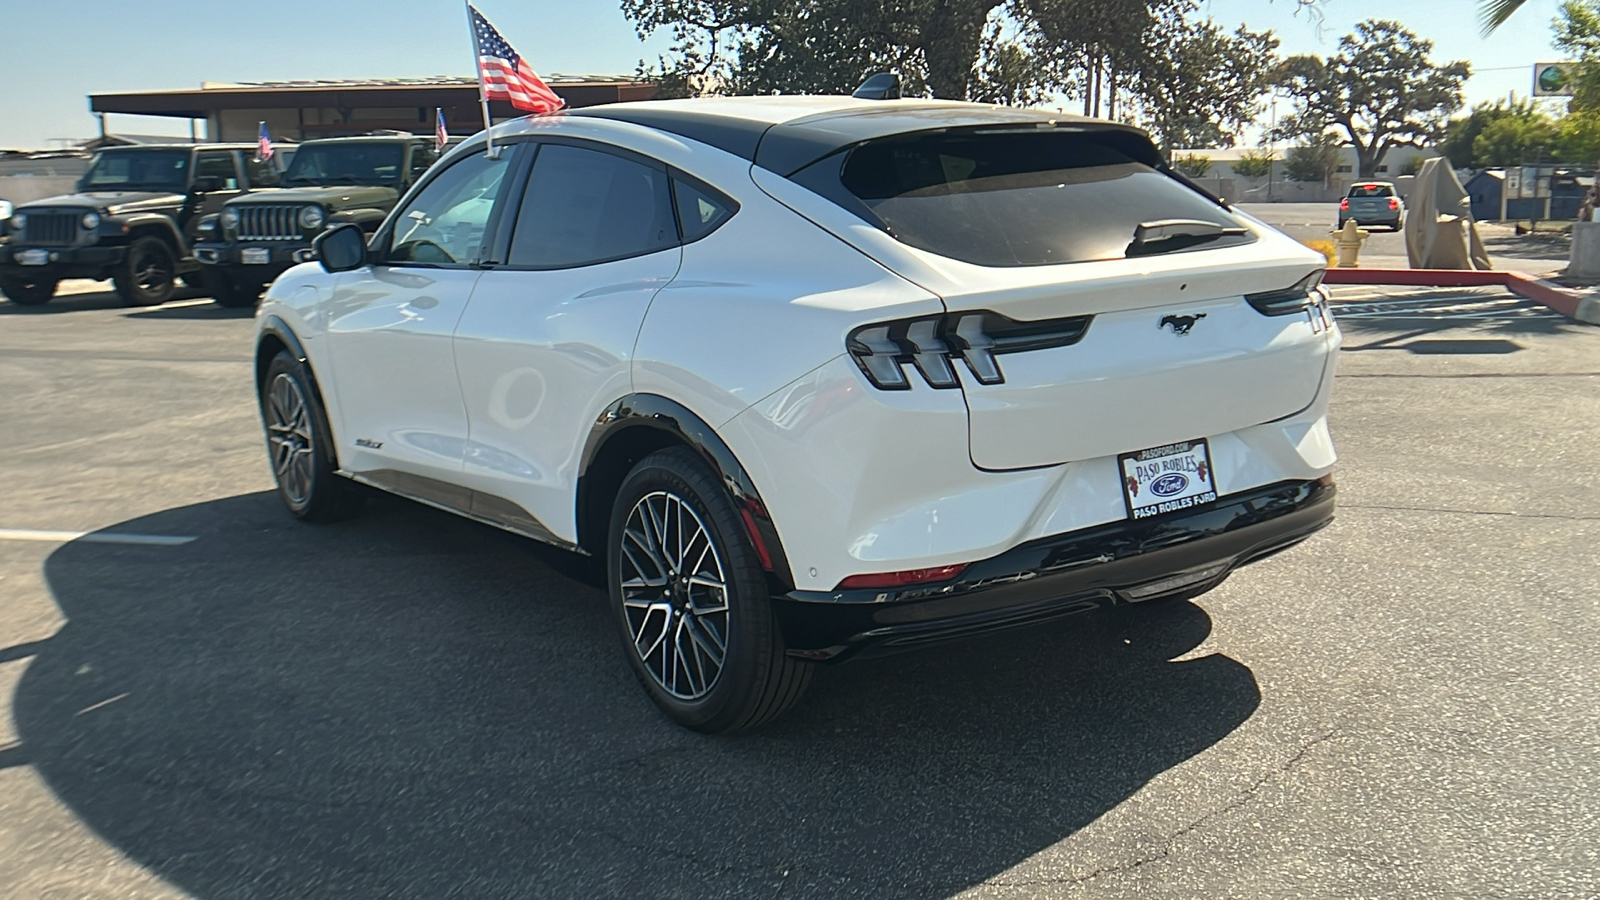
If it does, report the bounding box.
[852,72,901,100]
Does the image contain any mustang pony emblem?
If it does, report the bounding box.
[1160,313,1207,335]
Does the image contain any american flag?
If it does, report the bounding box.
[256,121,273,161]
[469,4,565,115]
[435,107,449,153]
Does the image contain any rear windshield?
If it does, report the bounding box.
[838,131,1252,267]
[1348,183,1395,198]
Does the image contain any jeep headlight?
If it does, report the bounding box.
[197,214,220,235]
[299,205,325,231]
[220,207,240,230]
[81,211,100,230]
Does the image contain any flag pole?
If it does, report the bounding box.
[464,0,496,157]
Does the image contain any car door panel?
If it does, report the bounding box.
[451,141,682,543]
[321,146,518,484]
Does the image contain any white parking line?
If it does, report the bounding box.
[0,529,196,546]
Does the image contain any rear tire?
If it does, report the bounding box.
[113,236,177,307]
[260,351,364,523]
[0,275,57,306]
[607,447,811,733]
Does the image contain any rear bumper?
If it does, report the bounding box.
[773,476,1335,661]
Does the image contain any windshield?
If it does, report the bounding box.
[1348,184,1395,198]
[79,150,190,192]
[282,143,406,186]
[839,130,1253,266]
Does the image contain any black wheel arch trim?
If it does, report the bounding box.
[579,394,795,591]
[256,315,320,397]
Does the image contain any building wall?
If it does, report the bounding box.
[213,106,490,142]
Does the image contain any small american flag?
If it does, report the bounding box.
[256,121,273,161]
[435,107,449,152]
[469,4,565,115]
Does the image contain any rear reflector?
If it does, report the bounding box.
[837,564,967,590]
[1122,563,1229,600]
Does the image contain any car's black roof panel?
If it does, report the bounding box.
[570,100,1154,175]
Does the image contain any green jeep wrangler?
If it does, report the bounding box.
[0,144,283,306]
[194,135,451,307]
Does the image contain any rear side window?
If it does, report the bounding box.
[1348,183,1395,198]
[195,152,240,190]
[838,131,1252,267]
[507,144,676,268]
[673,179,735,242]
[245,155,280,188]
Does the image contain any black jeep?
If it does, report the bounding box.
[194,135,449,307]
[0,144,284,307]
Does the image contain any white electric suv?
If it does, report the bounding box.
[254,94,1340,732]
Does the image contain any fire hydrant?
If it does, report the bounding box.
[1332,218,1369,268]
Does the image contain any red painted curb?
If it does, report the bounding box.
[1322,267,1587,320]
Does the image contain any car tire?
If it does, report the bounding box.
[260,351,364,523]
[204,269,263,308]
[113,236,179,307]
[607,447,812,733]
[0,275,58,306]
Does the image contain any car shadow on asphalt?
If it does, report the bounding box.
[0,288,217,316]
[15,491,1260,899]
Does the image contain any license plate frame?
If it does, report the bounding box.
[17,248,50,266]
[240,247,272,265]
[1119,439,1218,521]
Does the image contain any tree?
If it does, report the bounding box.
[1172,153,1212,176]
[1556,109,1600,162]
[1131,7,1281,150]
[1439,101,1543,168]
[1554,1,1600,110]
[1282,136,1341,183]
[1232,149,1276,178]
[622,0,1285,132]
[1470,112,1559,166]
[1273,20,1470,177]
[1479,0,1528,35]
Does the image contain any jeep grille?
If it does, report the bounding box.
[23,210,79,246]
[237,205,304,241]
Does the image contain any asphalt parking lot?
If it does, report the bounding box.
[1,282,1597,899]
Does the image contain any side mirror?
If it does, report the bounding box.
[314,223,369,273]
[190,176,222,194]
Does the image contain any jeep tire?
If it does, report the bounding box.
[113,235,178,307]
[203,268,264,309]
[0,275,58,306]
[607,447,812,733]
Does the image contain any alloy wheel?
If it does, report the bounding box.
[618,490,731,700]
[266,373,315,506]
[132,245,173,296]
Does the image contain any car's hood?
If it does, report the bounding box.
[232,185,399,208]
[22,191,187,216]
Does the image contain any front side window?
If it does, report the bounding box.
[195,152,240,190]
[409,143,441,183]
[839,130,1253,267]
[284,143,407,187]
[507,144,676,269]
[80,150,190,191]
[385,150,511,265]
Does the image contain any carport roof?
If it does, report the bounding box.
[90,76,658,118]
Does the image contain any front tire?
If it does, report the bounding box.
[608,447,811,733]
[260,351,363,523]
[202,268,264,308]
[0,275,58,306]
[112,236,178,307]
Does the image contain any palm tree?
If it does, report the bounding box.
[1480,0,1528,35]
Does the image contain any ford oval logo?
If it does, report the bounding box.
[1151,473,1189,496]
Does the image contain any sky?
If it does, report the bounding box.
[0,0,1572,148]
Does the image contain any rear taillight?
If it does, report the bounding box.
[837,564,967,590]
[1245,270,1325,316]
[1388,198,1400,210]
[847,311,1092,390]
[1339,198,1349,210]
